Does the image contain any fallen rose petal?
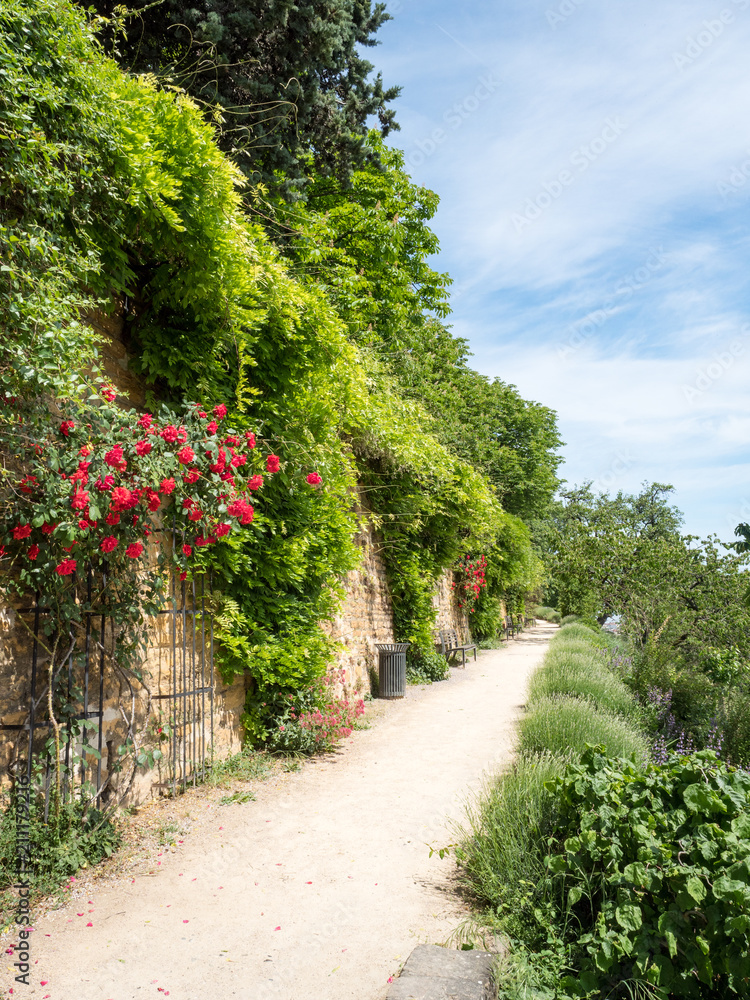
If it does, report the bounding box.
[183,919,189,923]
[86,922,93,927]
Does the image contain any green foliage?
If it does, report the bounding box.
[89,0,400,198]
[519,696,649,762]
[529,654,640,722]
[0,785,121,924]
[546,748,750,998]
[540,483,750,660]
[534,605,561,623]
[459,752,568,936]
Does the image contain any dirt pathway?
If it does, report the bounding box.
[6,623,553,1000]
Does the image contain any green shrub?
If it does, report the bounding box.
[560,614,580,625]
[0,787,120,926]
[406,647,450,684]
[533,605,561,623]
[553,622,599,643]
[544,748,750,998]
[718,690,750,767]
[528,655,640,721]
[458,752,568,935]
[518,695,649,762]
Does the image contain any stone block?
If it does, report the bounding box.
[387,946,494,1000]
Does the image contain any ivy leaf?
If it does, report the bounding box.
[615,902,642,932]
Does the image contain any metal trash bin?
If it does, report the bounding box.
[375,642,409,699]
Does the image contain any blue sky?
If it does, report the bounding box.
[372,0,750,539]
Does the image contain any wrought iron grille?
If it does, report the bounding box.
[1,554,214,809]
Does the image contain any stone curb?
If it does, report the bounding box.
[386,944,495,1000]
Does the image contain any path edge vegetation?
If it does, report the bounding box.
[458,624,750,999]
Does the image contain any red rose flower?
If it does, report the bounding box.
[27,544,39,561]
[60,420,75,436]
[213,404,227,420]
[247,475,263,491]
[182,544,192,557]
[71,488,90,511]
[306,472,322,486]
[105,512,121,526]
[183,469,200,485]
[266,454,280,473]
[78,519,90,531]
[188,508,203,522]
[95,474,115,492]
[78,445,92,457]
[137,413,153,430]
[41,523,56,535]
[12,524,32,540]
[245,431,256,449]
[206,420,218,435]
[111,486,134,511]
[125,542,144,559]
[230,454,246,468]
[220,472,236,486]
[104,444,125,467]
[179,571,187,581]
[214,523,231,537]
[176,446,195,465]
[135,439,152,456]
[146,489,161,512]
[55,558,76,576]
[159,477,176,495]
[194,535,209,547]
[19,475,38,494]
[100,537,118,554]
[100,384,117,402]
[161,425,179,444]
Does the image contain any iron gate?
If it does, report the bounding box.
[1,563,214,809]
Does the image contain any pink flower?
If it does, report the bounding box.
[135,439,152,456]
[306,472,322,486]
[206,420,218,435]
[182,544,192,557]
[125,542,144,559]
[56,558,76,576]
[213,404,227,420]
[12,524,32,540]
[266,454,280,473]
[159,477,176,495]
[137,413,153,429]
[247,475,263,491]
[177,446,195,465]
[27,544,39,561]
[161,425,179,444]
[100,537,118,554]
[60,420,75,436]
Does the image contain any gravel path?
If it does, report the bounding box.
[6,623,554,1000]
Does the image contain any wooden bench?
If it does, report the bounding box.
[438,628,477,667]
[504,615,518,639]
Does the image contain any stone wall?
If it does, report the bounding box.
[324,495,470,696]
